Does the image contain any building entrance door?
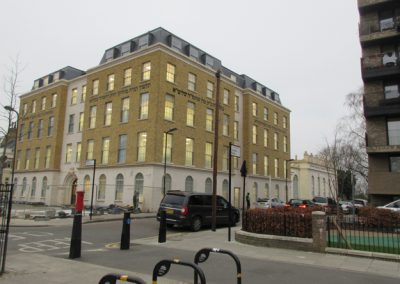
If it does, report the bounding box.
[70,179,77,205]
[234,187,240,208]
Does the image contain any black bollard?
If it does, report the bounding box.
[158,210,166,243]
[120,211,131,250]
[69,213,82,259]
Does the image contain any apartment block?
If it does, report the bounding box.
[358,0,400,204]
[13,28,291,211]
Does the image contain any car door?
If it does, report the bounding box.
[217,196,230,224]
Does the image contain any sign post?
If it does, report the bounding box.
[228,144,240,242]
[86,159,96,220]
[240,160,247,229]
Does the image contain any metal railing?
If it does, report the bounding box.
[0,184,13,274]
[359,18,400,37]
[361,52,400,70]
[327,215,400,254]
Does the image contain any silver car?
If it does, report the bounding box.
[378,200,400,212]
[256,197,285,208]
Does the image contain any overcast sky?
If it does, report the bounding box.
[0,0,362,158]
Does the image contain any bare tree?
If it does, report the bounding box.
[0,55,24,183]
[339,89,368,186]
[319,89,368,204]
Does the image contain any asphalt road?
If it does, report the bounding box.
[7,218,399,284]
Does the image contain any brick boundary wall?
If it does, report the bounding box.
[235,211,327,252]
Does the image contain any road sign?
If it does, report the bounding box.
[85,159,95,166]
[230,145,241,157]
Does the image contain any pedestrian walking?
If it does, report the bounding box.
[246,192,250,209]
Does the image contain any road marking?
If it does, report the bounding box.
[18,238,93,253]
[105,242,120,249]
[9,231,54,241]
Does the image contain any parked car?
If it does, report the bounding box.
[377,200,400,212]
[353,199,368,208]
[256,197,285,208]
[157,190,240,231]
[285,199,315,209]
[339,201,354,214]
[312,196,337,213]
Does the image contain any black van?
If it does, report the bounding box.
[157,191,240,231]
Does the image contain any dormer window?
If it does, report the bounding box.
[189,46,199,60]
[34,80,40,89]
[138,35,149,49]
[171,37,182,50]
[256,84,263,94]
[43,76,49,86]
[53,72,60,82]
[121,42,132,56]
[205,55,214,68]
[230,75,237,82]
[105,49,115,62]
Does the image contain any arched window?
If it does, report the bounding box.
[318,177,321,196]
[293,175,299,199]
[84,175,91,200]
[115,174,124,201]
[311,176,315,197]
[205,178,212,193]
[265,183,269,198]
[134,173,144,205]
[252,182,258,203]
[185,176,194,192]
[13,178,18,197]
[98,174,106,200]
[164,174,171,192]
[41,177,47,198]
[31,177,37,198]
[22,177,27,197]
[222,179,228,200]
[275,184,281,199]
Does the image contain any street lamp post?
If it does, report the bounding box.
[285,159,295,202]
[163,128,177,196]
[2,105,19,274]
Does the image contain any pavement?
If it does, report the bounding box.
[2,205,400,283]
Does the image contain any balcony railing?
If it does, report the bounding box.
[361,52,399,69]
[358,0,393,9]
[359,17,400,38]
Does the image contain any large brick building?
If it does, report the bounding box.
[358,0,400,204]
[13,28,291,212]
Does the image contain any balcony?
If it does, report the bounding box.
[361,52,400,80]
[359,18,400,47]
[368,171,400,195]
[365,103,400,118]
[367,144,400,154]
[358,0,396,14]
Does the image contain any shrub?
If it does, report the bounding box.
[357,207,400,228]
[243,207,323,238]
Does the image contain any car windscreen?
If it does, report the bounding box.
[313,197,327,203]
[161,194,185,206]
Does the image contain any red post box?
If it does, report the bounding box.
[75,190,84,213]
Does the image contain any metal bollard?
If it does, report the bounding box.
[158,210,166,243]
[152,259,206,284]
[98,273,146,284]
[120,211,131,250]
[194,247,242,284]
[69,213,82,259]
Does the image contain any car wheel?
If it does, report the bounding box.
[166,223,174,228]
[231,213,239,226]
[191,216,202,232]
